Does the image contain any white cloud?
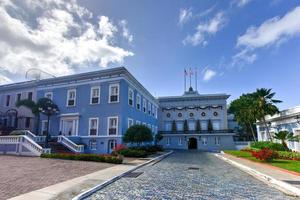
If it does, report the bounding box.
[232,6,300,66]
[202,68,217,81]
[183,12,226,46]
[0,0,134,82]
[119,20,133,43]
[178,8,192,25]
[232,0,252,8]
[237,6,300,48]
[0,74,12,85]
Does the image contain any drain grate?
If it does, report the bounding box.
[123,172,144,178]
[188,167,199,170]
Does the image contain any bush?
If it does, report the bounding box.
[130,145,163,153]
[117,149,148,158]
[41,153,123,164]
[277,151,300,161]
[250,141,286,151]
[251,148,278,162]
[123,125,153,145]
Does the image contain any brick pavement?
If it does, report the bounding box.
[0,155,113,200]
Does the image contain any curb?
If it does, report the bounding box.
[72,151,173,200]
[215,153,300,197]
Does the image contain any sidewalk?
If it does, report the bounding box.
[216,153,300,197]
[9,152,171,200]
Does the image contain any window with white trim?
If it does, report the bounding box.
[152,105,155,116]
[166,137,170,146]
[16,93,21,102]
[148,102,151,115]
[67,89,76,106]
[215,136,220,145]
[45,92,53,100]
[128,88,134,106]
[90,86,100,104]
[128,118,134,128]
[89,139,97,150]
[142,122,146,126]
[109,83,119,103]
[28,92,33,101]
[136,94,141,110]
[89,118,98,136]
[202,137,207,145]
[142,99,146,113]
[6,95,10,107]
[136,120,141,125]
[108,117,118,135]
[155,107,158,118]
[178,137,183,145]
[41,120,49,135]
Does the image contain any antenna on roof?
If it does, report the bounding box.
[25,68,56,81]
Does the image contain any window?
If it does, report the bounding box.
[166,138,170,146]
[178,137,183,145]
[16,93,21,102]
[108,117,118,135]
[41,120,49,135]
[177,122,183,131]
[142,99,146,113]
[152,105,155,116]
[128,118,134,128]
[25,117,31,128]
[148,102,151,115]
[28,92,33,101]
[201,121,208,130]
[215,137,220,145]
[89,118,98,136]
[67,89,76,106]
[109,83,119,103]
[165,122,171,131]
[128,88,134,106]
[6,95,10,107]
[89,139,97,150]
[136,120,141,125]
[202,137,207,145]
[212,121,221,130]
[142,122,146,126]
[155,107,158,119]
[45,92,53,100]
[90,86,100,104]
[136,94,141,110]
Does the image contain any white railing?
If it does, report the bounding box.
[23,130,46,143]
[57,135,84,153]
[0,135,51,156]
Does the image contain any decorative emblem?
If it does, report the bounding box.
[166,113,171,118]
[178,113,182,117]
[213,112,218,116]
[201,112,206,117]
[189,112,194,117]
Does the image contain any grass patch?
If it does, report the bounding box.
[224,150,300,173]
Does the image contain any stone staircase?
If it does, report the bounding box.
[47,141,73,154]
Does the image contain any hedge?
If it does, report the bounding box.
[129,145,163,153]
[41,153,123,164]
[117,149,148,158]
[277,151,300,161]
[250,141,285,151]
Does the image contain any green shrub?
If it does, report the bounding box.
[250,141,285,151]
[117,149,148,158]
[130,145,163,153]
[41,153,123,164]
[277,151,300,161]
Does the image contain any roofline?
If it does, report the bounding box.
[257,105,300,124]
[158,94,230,101]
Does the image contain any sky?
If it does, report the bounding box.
[0,0,300,110]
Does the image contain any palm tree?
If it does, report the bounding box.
[252,88,282,141]
[16,98,53,135]
[274,131,300,151]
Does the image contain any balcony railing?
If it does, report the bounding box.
[159,129,235,134]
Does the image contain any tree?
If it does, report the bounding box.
[183,120,188,133]
[16,98,53,135]
[252,88,282,141]
[171,120,177,132]
[207,119,213,132]
[196,120,201,132]
[273,131,300,151]
[123,125,153,146]
[229,94,257,141]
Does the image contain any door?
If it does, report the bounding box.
[108,139,117,153]
[188,137,198,149]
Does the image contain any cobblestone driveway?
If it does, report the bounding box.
[85,151,297,200]
[0,155,113,200]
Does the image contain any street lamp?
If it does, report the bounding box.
[39,100,59,148]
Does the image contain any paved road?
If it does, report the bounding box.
[85,151,297,200]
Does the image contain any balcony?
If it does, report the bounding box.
[159,129,235,135]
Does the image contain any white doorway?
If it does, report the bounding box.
[108,139,117,153]
[60,116,79,136]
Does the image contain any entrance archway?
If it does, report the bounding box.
[188,137,197,149]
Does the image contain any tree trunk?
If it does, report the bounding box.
[262,117,273,142]
[248,121,257,142]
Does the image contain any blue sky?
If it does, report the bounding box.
[0,0,300,109]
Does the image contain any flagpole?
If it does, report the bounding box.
[184,69,186,92]
[189,67,192,89]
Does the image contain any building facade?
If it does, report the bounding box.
[158,88,235,151]
[256,106,300,152]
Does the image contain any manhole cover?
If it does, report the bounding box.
[123,172,144,178]
[188,167,199,170]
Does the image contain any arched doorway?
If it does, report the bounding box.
[188,137,197,149]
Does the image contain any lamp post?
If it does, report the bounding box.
[39,101,59,148]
